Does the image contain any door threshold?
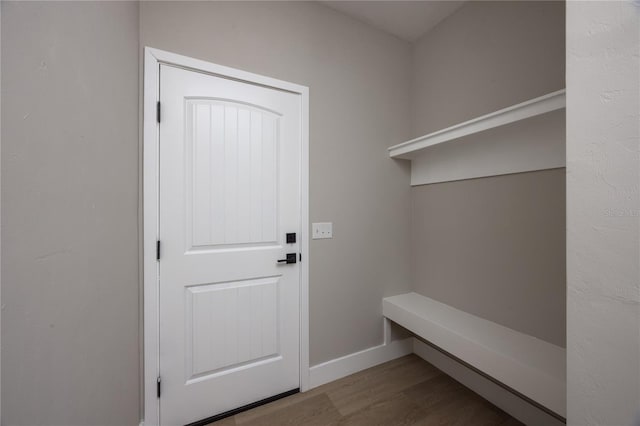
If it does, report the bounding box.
[185,388,300,426]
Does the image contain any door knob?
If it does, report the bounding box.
[277,253,297,264]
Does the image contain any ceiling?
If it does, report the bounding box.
[321,1,466,42]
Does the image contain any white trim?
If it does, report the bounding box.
[147,48,307,95]
[142,47,310,426]
[388,89,566,160]
[143,47,161,426]
[308,332,413,389]
[299,87,310,392]
[0,5,3,422]
[408,108,565,186]
[383,292,566,418]
[413,339,565,426]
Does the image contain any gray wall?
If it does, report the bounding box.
[411,0,565,137]
[140,1,413,367]
[2,2,413,424]
[409,1,566,346]
[1,2,140,425]
[566,2,640,424]
[411,169,566,346]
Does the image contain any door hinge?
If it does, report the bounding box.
[299,253,302,262]
[156,240,161,261]
[157,376,161,398]
[156,101,161,123]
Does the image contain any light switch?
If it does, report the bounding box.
[312,222,333,239]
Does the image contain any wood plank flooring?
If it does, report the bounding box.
[211,354,524,426]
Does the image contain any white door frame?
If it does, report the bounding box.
[142,47,310,426]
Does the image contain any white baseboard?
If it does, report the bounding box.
[308,337,413,389]
[413,339,565,426]
[142,337,562,426]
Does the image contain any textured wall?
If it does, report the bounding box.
[140,1,413,367]
[566,2,640,424]
[1,2,140,425]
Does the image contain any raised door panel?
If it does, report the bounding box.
[185,277,281,382]
[186,99,279,251]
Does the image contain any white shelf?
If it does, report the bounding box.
[383,292,566,418]
[388,90,566,160]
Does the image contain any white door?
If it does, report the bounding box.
[158,64,302,425]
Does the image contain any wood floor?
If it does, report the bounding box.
[211,354,524,426]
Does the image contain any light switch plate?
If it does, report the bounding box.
[312,222,333,239]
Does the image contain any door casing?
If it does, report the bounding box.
[142,47,310,426]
